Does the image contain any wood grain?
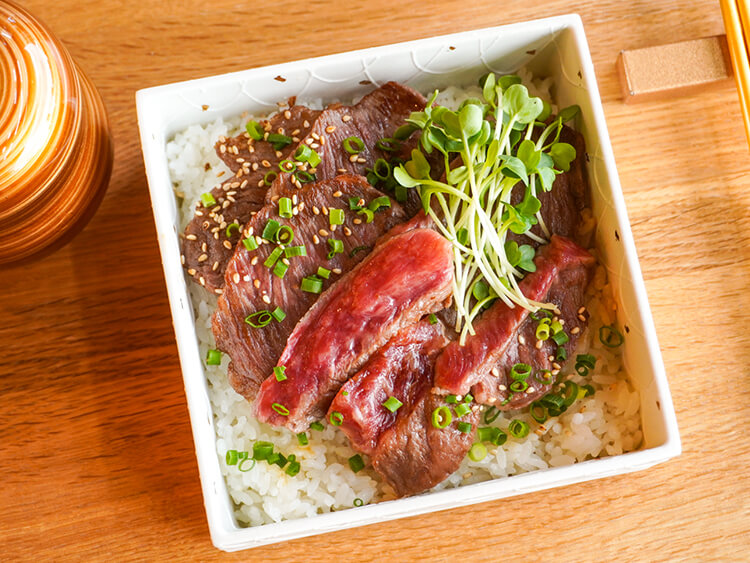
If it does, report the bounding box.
[2,0,749,560]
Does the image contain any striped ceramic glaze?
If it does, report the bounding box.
[0,0,112,265]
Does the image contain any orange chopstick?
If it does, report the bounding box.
[720,0,750,148]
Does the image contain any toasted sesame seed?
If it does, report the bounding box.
[488,397,496,403]
[332,268,342,274]
[284,110,291,119]
[292,137,300,143]
[491,367,500,377]
[535,339,543,349]
[222,200,230,209]
[303,120,310,128]
[262,295,271,304]
[271,195,280,203]
[212,261,219,271]
[349,154,358,162]
[275,150,283,159]
[571,326,580,334]
[251,256,259,266]
[253,280,260,289]
[333,190,343,197]
[292,207,299,216]
[215,288,223,295]
[201,242,207,251]
[319,229,329,237]
[311,142,320,149]
[305,137,313,145]
[232,273,240,284]
[199,276,206,286]
[257,179,264,187]
[220,145,226,153]
[195,210,204,217]
[322,206,329,215]
[213,233,219,240]
[320,136,326,145]
[313,235,320,244]
[231,146,239,155]
[577,306,586,314]
[343,227,352,236]
[578,314,586,322]
[311,132,320,140]
[551,369,560,376]
[552,362,561,370]
[342,115,352,122]
[262,160,271,168]
[330,224,337,232]
[325,125,336,133]
[356,157,366,163]
[282,258,290,266]
[526,387,535,394]
[292,129,300,135]
[313,206,320,215]
[186,234,197,241]
[223,240,232,249]
[187,268,196,275]
[298,202,305,211]
[243,274,250,282]
[337,168,347,174]
[292,194,298,204]
[236,157,245,163]
[499,385,507,391]
[353,218,362,225]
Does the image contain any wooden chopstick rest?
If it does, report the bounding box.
[617,35,733,103]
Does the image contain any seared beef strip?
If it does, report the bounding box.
[328,319,447,455]
[255,228,454,433]
[266,82,426,201]
[182,105,320,291]
[372,387,480,497]
[212,174,406,400]
[433,235,595,408]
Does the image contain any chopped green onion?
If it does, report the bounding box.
[550,320,563,334]
[431,406,452,429]
[327,238,344,259]
[483,406,500,424]
[508,419,529,438]
[349,197,363,210]
[272,306,287,324]
[310,421,324,431]
[252,441,274,460]
[262,219,281,241]
[382,396,403,413]
[272,403,290,416]
[535,320,550,341]
[492,429,508,446]
[279,159,295,173]
[267,133,292,149]
[226,449,239,465]
[294,169,316,184]
[300,275,323,293]
[552,330,569,345]
[445,394,458,404]
[343,136,364,154]
[375,137,400,152]
[200,192,216,207]
[273,260,288,278]
[275,225,294,245]
[297,432,309,446]
[246,120,264,140]
[317,266,331,279]
[348,454,365,473]
[245,310,273,328]
[457,421,472,434]
[368,196,391,212]
[238,458,256,472]
[353,498,364,507]
[225,222,240,238]
[468,442,487,461]
[273,366,287,382]
[242,237,258,251]
[529,401,547,423]
[357,208,374,223]
[206,349,222,365]
[454,403,471,418]
[561,381,578,407]
[534,369,553,386]
[582,384,595,397]
[279,197,293,218]
[372,158,392,180]
[464,393,474,403]
[556,346,567,362]
[540,393,565,410]
[599,325,624,348]
[477,427,494,443]
[329,411,344,426]
[428,313,438,325]
[285,460,301,476]
[510,363,532,381]
[268,452,287,468]
[349,245,370,258]
[576,354,596,368]
[329,208,345,225]
[395,184,408,203]
[509,380,528,393]
[264,170,278,186]
[264,246,283,268]
[285,245,307,257]
[294,145,312,162]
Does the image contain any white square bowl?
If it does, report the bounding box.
[136,14,680,552]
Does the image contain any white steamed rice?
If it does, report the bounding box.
[166,73,642,527]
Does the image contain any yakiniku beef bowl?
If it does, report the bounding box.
[136,15,680,552]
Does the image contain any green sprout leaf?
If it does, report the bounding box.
[549,142,577,172]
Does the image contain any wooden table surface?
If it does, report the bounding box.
[3,0,749,560]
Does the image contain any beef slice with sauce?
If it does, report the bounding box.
[433,235,595,408]
[212,174,406,401]
[329,319,448,455]
[181,105,321,292]
[328,318,477,497]
[255,228,454,433]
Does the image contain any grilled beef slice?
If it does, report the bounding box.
[433,235,595,408]
[182,105,320,291]
[212,174,406,401]
[329,319,447,455]
[255,228,454,433]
